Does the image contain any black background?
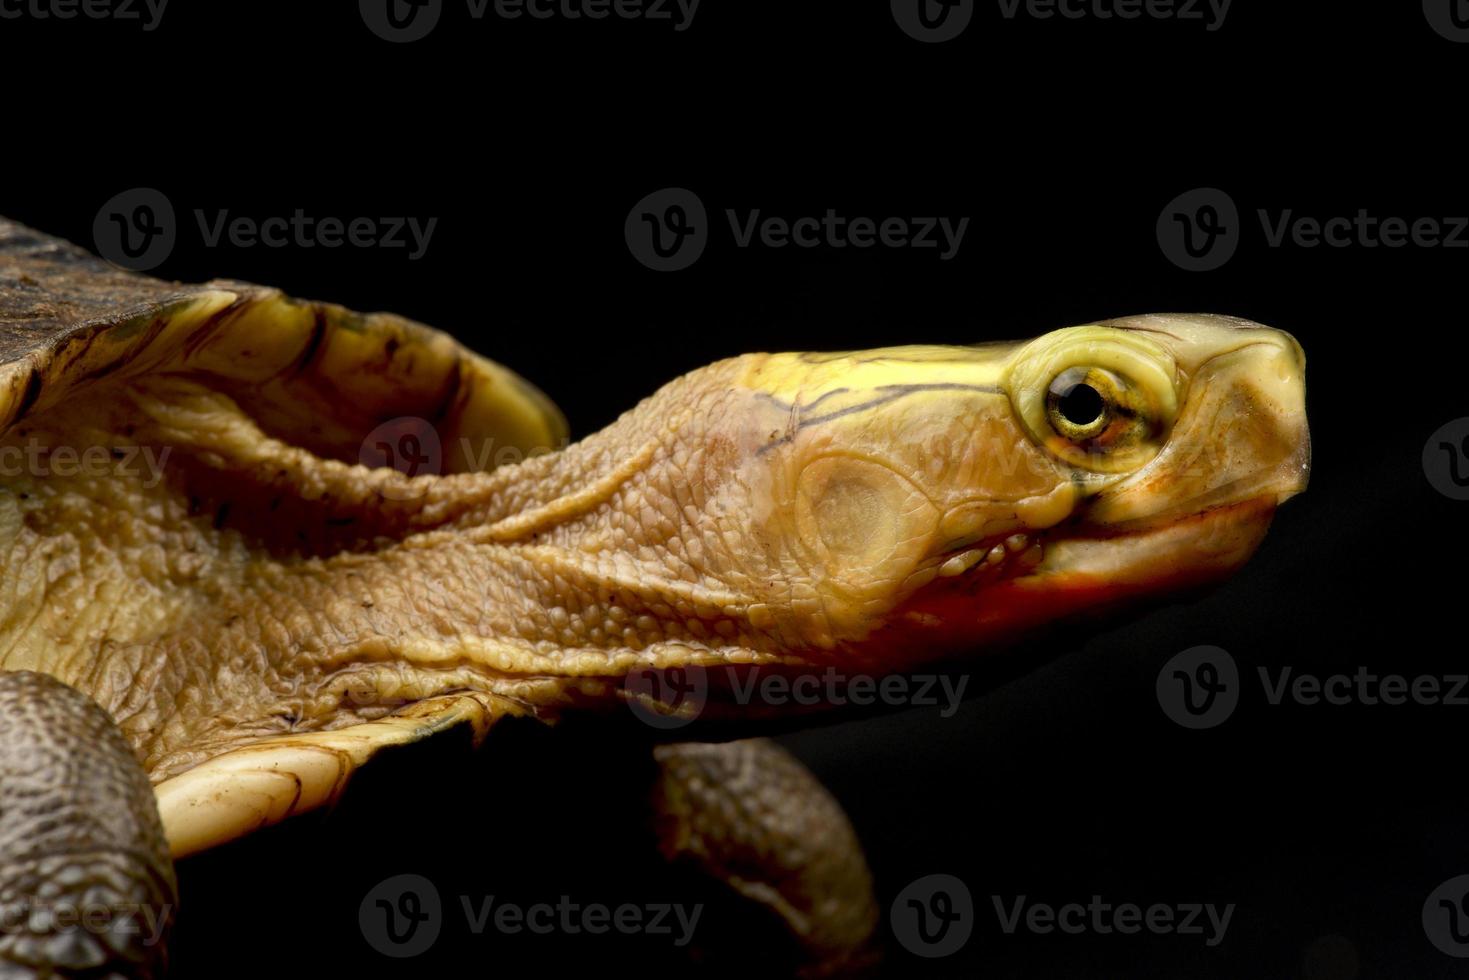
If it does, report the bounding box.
[3,2,1468,977]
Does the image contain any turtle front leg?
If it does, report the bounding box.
[651,739,879,977]
[0,672,176,979]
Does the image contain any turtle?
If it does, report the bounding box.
[0,215,1310,978]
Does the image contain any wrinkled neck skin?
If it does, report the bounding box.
[2,356,956,776]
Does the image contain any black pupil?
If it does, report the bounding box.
[1057,383,1104,426]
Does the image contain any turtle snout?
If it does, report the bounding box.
[1084,330,1310,525]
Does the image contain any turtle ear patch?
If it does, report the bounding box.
[794,454,939,601]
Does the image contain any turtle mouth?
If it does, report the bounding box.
[925,493,1281,595]
[1018,494,1280,591]
[868,495,1282,668]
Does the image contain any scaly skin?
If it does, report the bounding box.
[1,316,1309,785]
[0,672,175,979]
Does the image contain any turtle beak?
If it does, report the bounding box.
[1084,328,1310,528]
[1259,331,1312,504]
[1010,327,1309,594]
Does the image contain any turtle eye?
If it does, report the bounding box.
[1041,365,1160,464]
[1046,369,1109,441]
[1045,366,1138,447]
[1006,325,1180,474]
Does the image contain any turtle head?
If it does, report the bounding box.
[731,315,1309,666]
